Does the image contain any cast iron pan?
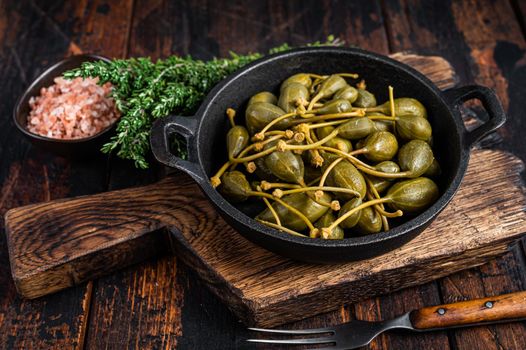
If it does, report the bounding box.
[150,47,506,263]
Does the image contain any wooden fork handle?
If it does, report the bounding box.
[410,291,526,329]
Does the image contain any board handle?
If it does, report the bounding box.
[4,176,196,299]
[410,291,526,330]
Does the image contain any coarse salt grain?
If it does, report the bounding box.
[27,77,120,140]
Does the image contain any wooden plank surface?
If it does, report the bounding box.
[8,146,526,325]
[382,1,526,350]
[1,1,526,349]
[0,0,131,349]
[4,51,456,300]
[84,0,183,348]
[163,149,524,327]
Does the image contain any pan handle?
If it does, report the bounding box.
[150,115,205,183]
[443,85,506,149]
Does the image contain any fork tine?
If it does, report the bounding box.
[248,327,333,335]
[246,337,334,345]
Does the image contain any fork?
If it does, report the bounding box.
[247,290,526,349]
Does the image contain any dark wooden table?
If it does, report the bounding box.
[1,0,526,349]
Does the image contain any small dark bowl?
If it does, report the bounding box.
[13,54,116,157]
[150,47,506,263]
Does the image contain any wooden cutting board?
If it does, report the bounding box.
[5,53,526,327]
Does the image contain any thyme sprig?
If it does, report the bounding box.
[63,36,342,168]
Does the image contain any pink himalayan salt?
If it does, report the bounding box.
[27,76,120,139]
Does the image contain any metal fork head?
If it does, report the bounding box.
[247,326,337,349]
[247,313,414,350]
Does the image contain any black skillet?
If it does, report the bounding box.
[150,47,506,263]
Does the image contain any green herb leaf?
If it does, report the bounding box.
[63,37,343,168]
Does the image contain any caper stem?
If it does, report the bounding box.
[260,181,301,191]
[366,176,384,199]
[307,91,324,111]
[365,180,389,231]
[347,148,368,156]
[238,134,283,158]
[389,85,396,129]
[298,111,316,119]
[317,146,376,170]
[336,73,359,79]
[326,198,391,232]
[375,206,403,218]
[291,110,366,126]
[361,106,382,113]
[255,111,311,140]
[251,130,287,141]
[210,161,231,188]
[367,189,402,219]
[284,129,339,151]
[229,135,285,168]
[381,213,389,231]
[366,192,389,230]
[230,146,277,163]
[277,186,360,198]
[245,161,256,173]
[357,79,366,90]
[310,78,323,94]
[355,164,414,179]
[319,157,344,187]
[367,115,397,121]
[310,229,321,238]
[307,73,326,79]
[256,219,307,238]
[364,176,403,219]
[261,196,281,226]
[249,191,316,231]
[253,138,283,153]
[307,119,349,129]
[301,129,323,167]
[310,130,324,167]
[309,129,319,142]
[298,178,333,208]
[226,107,236,128]
[307,176,322,186]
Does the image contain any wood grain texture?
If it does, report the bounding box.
[445,0,526,346]
[410,291,526,329]
[84,0,182,347]
[6,148,526,326]
[0,159,91,349]
[5,52,454,297]
[172,149,526,327]
[85,256,184,350]
[5,176,179,298]
[381,0,526,349]
[54,2,478,348]
[340,3,453,349]
[163,2,398,348]
[353,284,450,350]
[0,0,134,349]
[2,1,526,349]
[0,0,133,349]
[84,161,179,350]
